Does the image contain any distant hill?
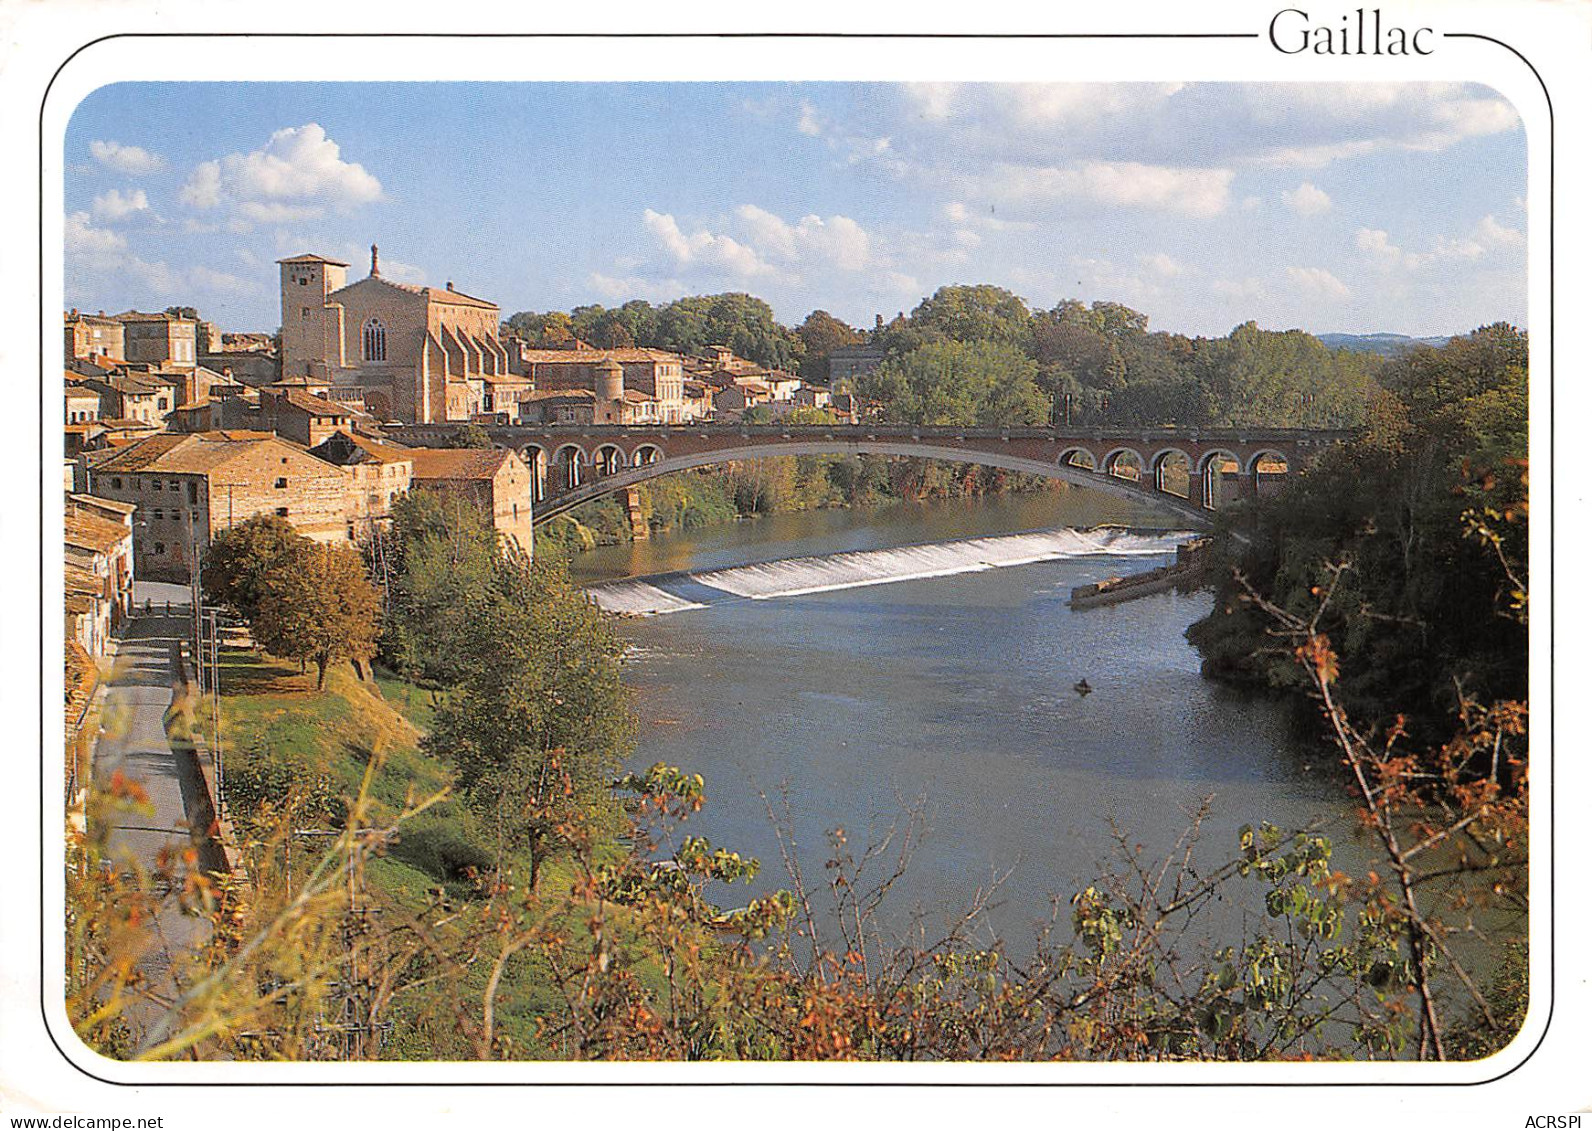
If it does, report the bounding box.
[1316,332,1453,357]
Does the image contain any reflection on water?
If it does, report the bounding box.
[577,489,1368,948]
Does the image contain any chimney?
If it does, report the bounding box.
[370,243,380,276]
[446,281,454,291]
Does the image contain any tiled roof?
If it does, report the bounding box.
[328,273,498,310]
[277,389,352,416]
[69,493,137,516]
[64,508,131,555]
[114,310,195,324]
[520,389,595,402]
[64,422,104,436]
[89,431,316,475]
[518,348,682,364]
[278,253,350,266]
[408,446,512,481]
[310,430,412,467]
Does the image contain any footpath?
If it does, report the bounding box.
[90,606,212,1020]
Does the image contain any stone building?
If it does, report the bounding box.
[827,344,885,384]
[408,446,534,553]
[118,311,198,370]
[79,374,172,424]
[63,494,135,657]
[65,311,125,364]
[308,429,415,539]
[515,348,693,422]
[65,382,101,424]
[82,431,351,582]
[278,247,510,425]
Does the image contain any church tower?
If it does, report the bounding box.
[277,253,349,378]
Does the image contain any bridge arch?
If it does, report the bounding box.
[521,444,547,503]
[1197,448,1243,510]
[594,443,626,477]
[1150,447,1193,499]
[1102,447,1147,483]
[552,443,587,490]
[529,438,1220,529]
[1058,447,1097,472]
[633,443,663,466]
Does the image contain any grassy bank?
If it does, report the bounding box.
[208,646,677,1058]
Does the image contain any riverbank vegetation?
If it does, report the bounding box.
[69,412,1530,1058]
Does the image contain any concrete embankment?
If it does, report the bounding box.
[1068,537,1214,609]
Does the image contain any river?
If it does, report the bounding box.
[570,486,1371,953]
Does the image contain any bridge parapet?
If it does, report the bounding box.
[383,422,1357,528]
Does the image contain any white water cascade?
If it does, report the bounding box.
[585,527,1194,616]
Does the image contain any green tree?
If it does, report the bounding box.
[796,309,864,384]
[858,339,1050,426]
[379,492,502,686]
[907,284,1033,349]
[426,549,634,888]
[202,513,308,621]
[253,542,382,689]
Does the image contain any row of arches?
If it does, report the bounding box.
[519,442,664,502]
[1059,446,1291,507]
[511,440,1291,509]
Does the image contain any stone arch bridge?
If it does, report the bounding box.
[387,423,1354,529]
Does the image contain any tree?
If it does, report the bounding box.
[253,542,381,689]
[907,284,1033,349]
[379,492,501,686]
[796,309,864,384]
[444,424,495,449]
[858,339,1050,427]
[202,514,308,621]
[426,550,634,888]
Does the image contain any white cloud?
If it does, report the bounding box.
[643,209,774,278]
[1476,213,1524,248]
[1286,265,1350,300]
[1358,215,1524,273]
[904,82,958,121]
[1283,182,1332,216]
[180,124,382,225]
[1141,252,1189,278]
[92,188,149,221]
[180,162,223,209]
[89,140,164,175]
[1356,227,1406,267]
[797,102,823,137]
[984,161,1233,219]
[65,211,126,253]
[734,206,872,271]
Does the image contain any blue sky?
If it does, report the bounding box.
[63,81,1526,338]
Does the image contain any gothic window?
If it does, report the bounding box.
[363,318,387,362]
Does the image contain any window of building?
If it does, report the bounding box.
[154,542,165,555]
[302,307,310,320]
[152,479,162,491]
[276,507,289,517]
[187,482,197,504]
[110,477,121,489]
[152,509,163,520]
[275,477,288,489]
[362,318,387,362]
[299,277,308,287]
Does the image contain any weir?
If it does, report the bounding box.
[585,526,1193,616]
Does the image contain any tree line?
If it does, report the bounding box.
[508,284,1382,431]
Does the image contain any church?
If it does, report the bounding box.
[278,247,525,424]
